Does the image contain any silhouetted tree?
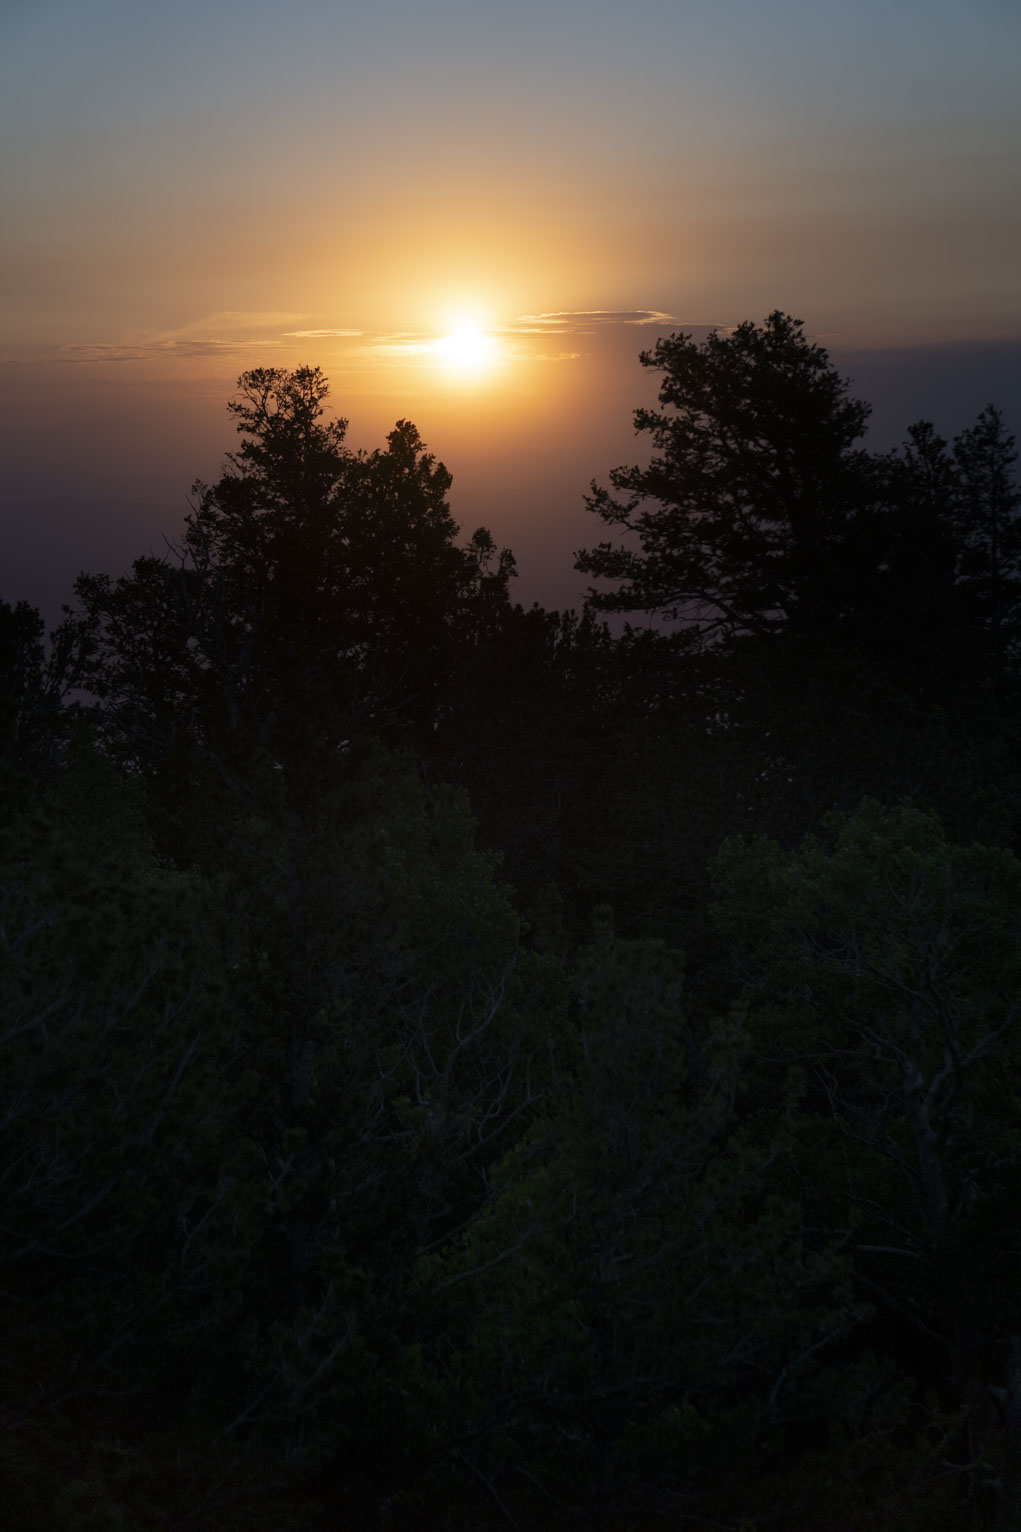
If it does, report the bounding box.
[844,421,967,691]
[183,367,515,733]
[0,598,49,757]
[952,404,1021,690]
[848,408,1021,695]
[0,596,82,780]
[577,312,874,647]
[66,558,204,763]
[69,367,516,765]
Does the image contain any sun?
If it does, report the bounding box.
[433,322,497,374]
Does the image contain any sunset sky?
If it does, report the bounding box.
[2,0,1019,619]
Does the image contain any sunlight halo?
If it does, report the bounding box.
[433,322,498,375]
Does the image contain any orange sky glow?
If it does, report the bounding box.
[2,0,1019,618]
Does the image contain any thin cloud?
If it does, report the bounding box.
[173,310,312,335]
[507,309,683,333]
[59,338,288,363]
[362,331,466,359]
[58,345,152,364]
[285,328,364,338]
[366,338,435,357]
[363,329,584,364]
[56,310,324,364]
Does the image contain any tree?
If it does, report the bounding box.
[422,914,857,1524]
[952,405,1021,690]
[69,367,517,765]
[182,367,516,737]
[64,558,206,763]
[713,802,1021,1527]
[852,411,1021,695]
[0,721,565,1520]
[576,312,874,647]
[0,597,82,779]
[845,421,970,691]
[0,742,239,1414]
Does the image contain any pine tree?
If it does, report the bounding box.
[576,312,873,647]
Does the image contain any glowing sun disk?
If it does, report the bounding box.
[434,323,497,372]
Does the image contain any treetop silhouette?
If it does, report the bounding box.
[577,312,875,645]
[69,366,517,756]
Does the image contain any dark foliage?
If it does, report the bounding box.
[3,338,1021,1530]
[576,312,876,645]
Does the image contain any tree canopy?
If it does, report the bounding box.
[576,312,875,645]
[68,367,517,763]
[577,313,1021,711]
[5,339,1021,1531]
